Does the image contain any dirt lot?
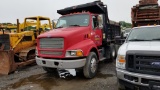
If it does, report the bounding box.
[0,61,118,90]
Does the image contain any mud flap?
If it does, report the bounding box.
[0,50,17,75]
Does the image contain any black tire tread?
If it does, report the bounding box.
[83,52,98,79]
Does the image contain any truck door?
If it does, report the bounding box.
[91,15,103,46]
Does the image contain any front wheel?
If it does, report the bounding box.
[83,52,98,79]
[117,79,125,90]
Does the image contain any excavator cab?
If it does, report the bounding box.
[23,16,52,34]
[22,16,52,39]
[0,16,52,75]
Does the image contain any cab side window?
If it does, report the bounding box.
[92,16,99,29]
[98,15,103,28]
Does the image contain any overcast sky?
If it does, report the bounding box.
[0,0,159,23]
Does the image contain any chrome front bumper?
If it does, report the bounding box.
[116,68,160,87]
[36,57,86,69]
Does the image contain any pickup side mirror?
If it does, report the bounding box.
[115,36,125,45]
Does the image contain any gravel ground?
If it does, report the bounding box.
[0,60,118,90]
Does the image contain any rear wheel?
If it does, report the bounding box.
[83,52,98,79]
[43,67,57,73]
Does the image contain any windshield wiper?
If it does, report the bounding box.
[128,39,150,41]
[69,25,80,27]
[56,26,63,29]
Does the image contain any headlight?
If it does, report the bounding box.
[116,55,126,69]
[65,50,83,57]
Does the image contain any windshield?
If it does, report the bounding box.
[56,14,89,28]
[127,26,160,41]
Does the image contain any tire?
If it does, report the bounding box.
[109,44,116,62]
[83,52,98,79]
[117,80,125,90]
[43,67,57,73]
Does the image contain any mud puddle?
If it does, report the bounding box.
[5,69,77,90]
[4,69,113,90]
[6,73,59,90]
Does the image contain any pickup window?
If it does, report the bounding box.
[127,26,160,41]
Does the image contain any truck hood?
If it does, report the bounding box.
[38,27,89,38]
[118,41,160,55]
[38,26,90,50]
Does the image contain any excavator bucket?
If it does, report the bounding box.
[0,50,17,75]
[0,34,17,74]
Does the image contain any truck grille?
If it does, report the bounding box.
[126,51,160,76]
[40,51,63,56]
[40,38,64,49]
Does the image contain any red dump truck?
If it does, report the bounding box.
[36,1,122,78]
[131,0,160,27]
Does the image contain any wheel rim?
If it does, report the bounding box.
[90,57,97,73]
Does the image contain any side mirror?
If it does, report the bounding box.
[115,36,125,45]
[126,34,128,37]
[123,34,128,39]
[99,24,103,29]
[53,22,56,29]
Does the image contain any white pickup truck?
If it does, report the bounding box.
[116,25,160,90]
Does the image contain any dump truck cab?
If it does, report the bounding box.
[55,12,103,46]
[36,1,121,78]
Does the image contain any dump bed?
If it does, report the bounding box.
[139,0,158,5]
[57,1,121,42]
[57,1,105,15]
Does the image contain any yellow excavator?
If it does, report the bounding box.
[0,16,52,75]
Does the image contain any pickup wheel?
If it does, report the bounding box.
[43,67,57,73]
[109,44,116,62]
[83,52,98,79]
[117,79,125,90]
